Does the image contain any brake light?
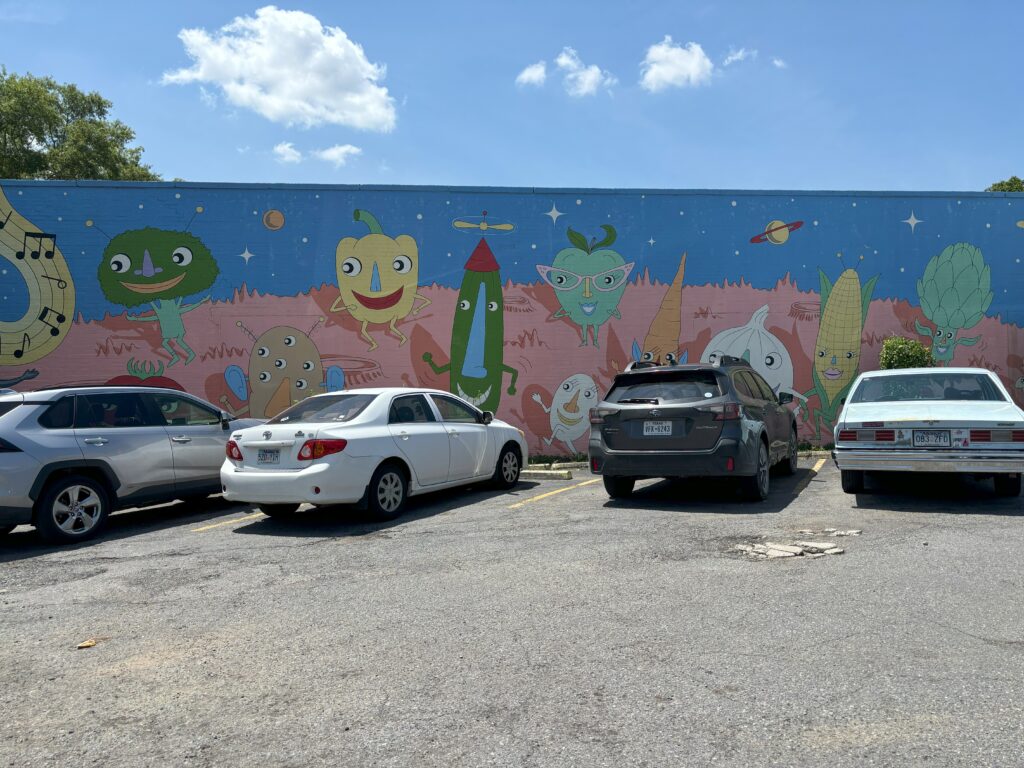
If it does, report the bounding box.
[589,408,617,425]
[1014,431,1024,443]
[700,402,740,421]
[970,430,991,443]
[874,430,895,442]
[298,439,348,461]
[226,440,242,461]
[837,430,857,442]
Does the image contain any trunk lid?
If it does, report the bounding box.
[237,425,320,470]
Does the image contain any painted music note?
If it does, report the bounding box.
[42,274,68,290]
[38,306,66,336]
[12,333,30,359]
[0,210,10,230]
[15,232,56,260]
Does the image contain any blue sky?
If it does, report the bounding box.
[2,1,1023,190]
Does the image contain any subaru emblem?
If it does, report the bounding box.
[649,409,661,417]
[263,430,272,440]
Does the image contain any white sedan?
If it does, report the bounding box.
[221,387,528,519]
[833,367,1024,496]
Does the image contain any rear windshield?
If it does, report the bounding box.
[607,371,723,404]
[268,394,377,424]
[851,373,1006,403]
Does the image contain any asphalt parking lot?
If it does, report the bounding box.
[2,460,1024,767]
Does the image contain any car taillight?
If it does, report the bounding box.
[1014,431,1024,443]
[589,408,617,425]
[700,402,740,421]
[970,430,991,443]
[837,429,857,442]
[226,440,242,461]
[874,430,895,442]
[298,439,348,461]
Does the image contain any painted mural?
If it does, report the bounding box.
[2,181,1023,453]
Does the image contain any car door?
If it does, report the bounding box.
[747,371,789,459]
[387,394,450,486]
[430,394,492,482]
[143,392,229,496]
[74,392,176,501]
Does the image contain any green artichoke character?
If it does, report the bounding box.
[915,242,992,364]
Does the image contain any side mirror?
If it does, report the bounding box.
[840,397,846,406]
[480,411,494,425]
[778,392,794,405]
[220,411,232,430]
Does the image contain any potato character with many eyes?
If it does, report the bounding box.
[331,209,431,351]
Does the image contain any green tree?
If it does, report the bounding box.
[986,176,1024,192]
[0,69,160,181]
[879,336,934,370]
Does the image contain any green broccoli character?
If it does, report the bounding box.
[914,242,993,365]
[98,227,219,366]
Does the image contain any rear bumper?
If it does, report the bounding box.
[220,456,376,505]
[833,449,1024,474]
[589,438,754,478]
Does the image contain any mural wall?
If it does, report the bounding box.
[2,181,1023,452]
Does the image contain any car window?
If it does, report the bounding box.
[38,397,74,429]
[851,373,1006,403]
[146,394,221,426]
[75,393,159,428]
[748,372,777,402]
[389,395,436,424]
[732,372,756,400]
[430,395,479,423]
[606,371,722,403]
[0,402,21,419]
[268,394,377,424]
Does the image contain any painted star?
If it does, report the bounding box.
[544,204,564,224]
[647,237,656,246]
[901,211,923,233]
[239,246,255,264]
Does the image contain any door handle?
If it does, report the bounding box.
[399,431,410,440]
[171,436,192,443]
[82,437,108,446]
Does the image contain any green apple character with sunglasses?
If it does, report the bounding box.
[536,225,634,348]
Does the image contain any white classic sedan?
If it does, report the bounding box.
[833,367,1024,496]
[221,387,528,519]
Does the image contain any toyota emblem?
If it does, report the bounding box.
[263,430,272,440]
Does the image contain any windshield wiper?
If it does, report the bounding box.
[619,398,660,405]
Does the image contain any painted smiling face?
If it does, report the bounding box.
[247,327,325,418]
[449,240,504,410]
[335,212,419,325]
[549,374,598,441]
[813,269,866,403]
[701,305,794,395]
[98,228,218,308]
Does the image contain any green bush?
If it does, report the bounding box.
[879,335,934,369]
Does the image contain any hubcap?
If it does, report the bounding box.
[377,472,403,513]
[53,485,102,534]
[502,452,519,483]
[758,447,769,495]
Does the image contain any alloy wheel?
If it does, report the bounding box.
[52,485,103,535]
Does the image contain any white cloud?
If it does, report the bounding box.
[555,47,617,97]
[162,5,396,131]
[640,36,713,92]
[313,144,362,168]
[772,57,788,69]
[515,61,547,87]
[199,85,218,108]
[273,141,302,164]
[723,47,757,67]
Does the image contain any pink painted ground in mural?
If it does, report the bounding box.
[4,274,1022,455]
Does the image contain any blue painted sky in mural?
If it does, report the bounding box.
[2,1,1023,190]
[3,182,1023,325]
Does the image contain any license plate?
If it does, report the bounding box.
[257,449,280,464]
[643,420,672,436]
[913,429,950,448]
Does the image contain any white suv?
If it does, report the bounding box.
[0,386,260,543]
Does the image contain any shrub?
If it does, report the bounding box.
[879,335,934,370]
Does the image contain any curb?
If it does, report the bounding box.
[521,469,574,480]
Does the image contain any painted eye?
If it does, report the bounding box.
[935,330,942,338]
[665,353,677,364]
[584,390,593,398]
[341,257,362,276]
[295,379,308,390]
[284,335,296,347]
[642,352,654,361]
[109,254,131,273]
[553,274,566,285]
[562,382,572,391]
[708,352,718,363]
[257,347,269,358]
[487,301,498,311]
[846,351,855,359]
[458,299,471,310]
[171,246,193,266]
[258,371,271,382]
[392,255,412,274]
[302,361,314,371]
[818,350,826,358]
[945,331,954,339]
[765,354,780,368]
[601,274,615,286]
[274,358,287,369]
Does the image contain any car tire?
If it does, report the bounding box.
[257,503,300,517]
[367,462,407,521]
[840,469,864,494]
[994,474,1021,497]
[778,428,798,476]
[741,441,770,501]
[34,474,111,544]
[603,475,635,499]
[0,525,15,536]
[491,444,522,489]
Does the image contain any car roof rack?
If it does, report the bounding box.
[713,355,751,368]
[623,360,664,372]
[30,382,176,392]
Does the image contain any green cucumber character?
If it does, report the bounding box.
[422,238,518,411]
[98,227,219,367]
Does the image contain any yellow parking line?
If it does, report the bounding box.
[791,457,828,496]
[191,512,263,532]
[811,457,826,473]
[509,478,600,509]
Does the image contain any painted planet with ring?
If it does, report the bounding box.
[262,209,285,230]
[1016,220,1024,229]
[750,219,803,244]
